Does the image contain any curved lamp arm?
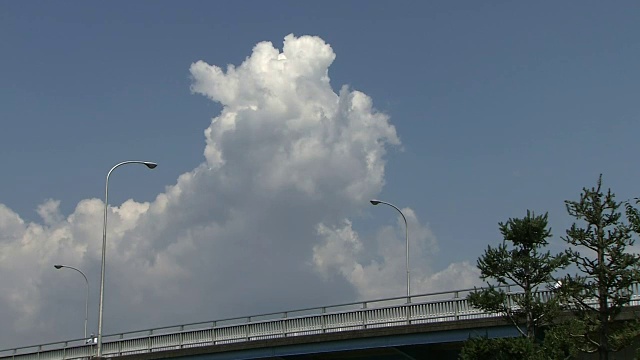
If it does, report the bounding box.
[370,199,410,298]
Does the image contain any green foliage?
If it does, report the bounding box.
[559,175,640,359]
[626,198,640,234]
[459,336,545,360]
[462,177,640,359]
[541,318,585,359]
[459,324,583,360]
[468,211,568,339]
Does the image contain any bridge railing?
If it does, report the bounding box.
[3,283,637,360]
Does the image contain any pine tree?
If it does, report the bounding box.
[468,211,568,339]
[462,211,569,359]
[559,175,640,360]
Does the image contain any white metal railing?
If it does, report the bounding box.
[2,283,639,360]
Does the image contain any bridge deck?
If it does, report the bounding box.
[1,284,636,360]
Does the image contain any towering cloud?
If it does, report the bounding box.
[0,34,478,349]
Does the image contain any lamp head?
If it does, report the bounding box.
[370,199,381,205]
[54,265,63,269]
[143,162,158,169]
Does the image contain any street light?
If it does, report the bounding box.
[53,264,89,339]
[97,161,157,357]
[370,199,410,298]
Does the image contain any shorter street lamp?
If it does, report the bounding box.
[54,264,89,339]
[370,199,410,298]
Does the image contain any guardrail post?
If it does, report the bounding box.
[362,302,368,329]
[321,307,326,333]
[246,317,251,341]
[148,329,153,353]
[179,325,184,349]
[406,302,411,325]
[282,313,288,337]
[454,291,460,320]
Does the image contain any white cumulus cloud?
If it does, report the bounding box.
[0,34,479,349]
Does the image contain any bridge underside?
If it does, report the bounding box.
[115,320,518,360]
[252,343,461,359]
[236,342,470,360]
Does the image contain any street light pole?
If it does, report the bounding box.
[370,199,410,298]
[97,161,157,357]
[54,264,89,339]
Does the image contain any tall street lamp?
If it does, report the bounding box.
[54,264,89,339]
[370,199,410,298]
[97,161,157,357]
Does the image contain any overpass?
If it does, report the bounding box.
[1,285,638,360]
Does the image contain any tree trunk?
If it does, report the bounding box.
[598,223,608,360]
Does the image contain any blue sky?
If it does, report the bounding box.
[1,1,639,348]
